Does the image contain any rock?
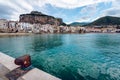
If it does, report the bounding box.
[19,11,66,26]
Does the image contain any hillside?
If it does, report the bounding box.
[89,16,120,25]
[69,22,89,26]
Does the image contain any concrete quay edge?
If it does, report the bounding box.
[0,52,61,80]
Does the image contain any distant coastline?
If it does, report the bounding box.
[0,33,33,36]
[0,11,120,34]
[0,32,120,37]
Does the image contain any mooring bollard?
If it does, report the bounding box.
[14,54,31,69]
[6,54,33,80]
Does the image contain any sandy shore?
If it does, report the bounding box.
[0,33,33,36]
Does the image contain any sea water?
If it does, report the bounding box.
[0,33,120,80]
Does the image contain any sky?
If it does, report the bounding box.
[0,0,120,24]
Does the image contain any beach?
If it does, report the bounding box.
[0,33,33,36]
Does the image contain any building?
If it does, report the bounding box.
[7,21,19,33]
[18,22,33,33]
[0,19,8,29]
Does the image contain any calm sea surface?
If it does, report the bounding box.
[0,33,120,80]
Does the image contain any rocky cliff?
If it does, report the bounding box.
[19,11,66,26]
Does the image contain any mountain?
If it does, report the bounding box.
[69,22,89,26]
[19,11,66,26]
[89,16,120,25]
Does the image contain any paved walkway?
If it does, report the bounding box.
[0,64,9,80]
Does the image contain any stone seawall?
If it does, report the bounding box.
[0,52,61,80]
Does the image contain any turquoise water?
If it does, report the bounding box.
[0,33,120,80]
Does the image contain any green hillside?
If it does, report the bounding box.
[89,16,120,25]
[69,22,89,26]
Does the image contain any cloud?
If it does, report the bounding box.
[0,0,34,20]
[75,4,98,22]
[80,4,97,15]
[105,8,120,16]
[0,3,17,19]
[112,0,120,7]
[0,0,118,22]
[106,0,120,16]
[12,0,33,11]
[100,0,120,17]
[76,17,92,22]
[76,0,120,22]
[46,0,114,9]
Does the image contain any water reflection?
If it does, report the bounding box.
[31,34,63,52]
[0,34,63,57]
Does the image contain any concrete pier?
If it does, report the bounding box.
[0,52,61,80]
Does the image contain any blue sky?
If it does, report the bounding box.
[0,0,120,24]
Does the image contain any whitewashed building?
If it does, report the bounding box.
[18,22,33,32]
[0,19,8,29]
